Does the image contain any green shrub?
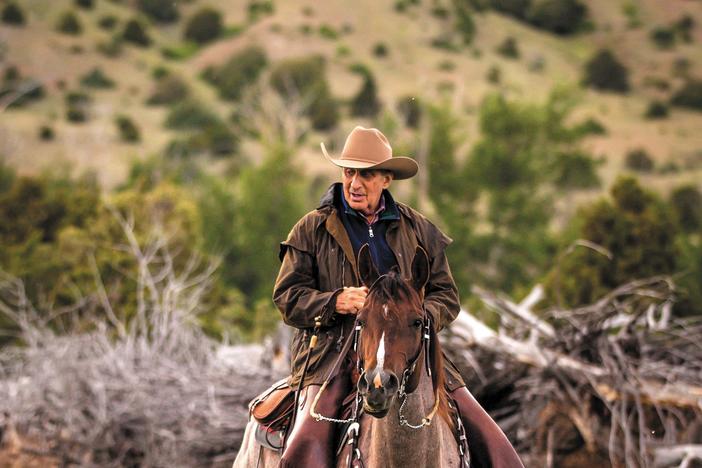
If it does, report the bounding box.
[487,65,501,84]
[247,0,274,21]
[431,5,450,18]
[97,36,123,57]
[56,11,82,35]
[152,66,170,79]
[2,3,25,25]
[373,42,389,57]
[318,24,339,40]
[622,1,641,28]
[438,59,456,71]
[572,117,607,136]
[642,75,670,91]
[336,44,351,57]
[673,14,694,43]
[75,0,94,9]
[644,100,669,119]
[650,26,676,49]
[544,176,678,307]
[453,0,476,44]
[349,64,381,118]
[202,46,267,101]
[80,67,115,89]
[397,95,422,128]
[625,148,654,172]
[527,0,587,35]
[122,18,151,47]
[188,123,237,156]
[3,66,20,83]
[98,15,118,30]
[39,125,55,141]
[184,7,223,44]
[672,57,691,79]
[137,0,179,23]
[269,55,339,130]
[496,36,519,58]
[430,35,460,52]
[670,79,702,111]
[147,75,189,105]
[583,49,629,93]
[551,151,601,189]
[115,115,140,142]
[165,123,237,158]
[489,0,531,19]
[165,100,220,130]
[670,185,702,233]
[65,91,91,123]
[0,68,46,108]
[160,42,199,61]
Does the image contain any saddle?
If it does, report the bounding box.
[249,378,295,451]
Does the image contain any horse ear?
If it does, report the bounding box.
[358,243,379,287]
[411,246,430,293]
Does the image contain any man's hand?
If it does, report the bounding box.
[335,286,368,315]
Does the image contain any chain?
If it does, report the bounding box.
[312,390,362,424]
[397,391,432,429]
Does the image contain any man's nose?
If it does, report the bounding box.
[350,172,361,187]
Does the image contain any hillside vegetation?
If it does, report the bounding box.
[1,0,701,339]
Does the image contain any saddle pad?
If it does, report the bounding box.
[254,421,286,452]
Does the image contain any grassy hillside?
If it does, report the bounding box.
[1,0,701,196]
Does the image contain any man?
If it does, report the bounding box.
[273,126,523,468]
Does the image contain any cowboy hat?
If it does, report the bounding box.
[320,126,418,180]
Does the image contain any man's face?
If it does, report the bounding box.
[342,168,393,215]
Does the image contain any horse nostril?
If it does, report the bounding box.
[358,372,370,394]
[385,372,399,394]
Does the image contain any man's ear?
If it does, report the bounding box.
[411,246,430,293]
[382,172,393,188]
[358,243,379,287]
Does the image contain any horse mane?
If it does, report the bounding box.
[365,270,454,431]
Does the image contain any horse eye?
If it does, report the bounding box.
[357,320,366,328]
[412,319,423,329]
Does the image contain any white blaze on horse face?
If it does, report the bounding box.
[383,304,389,318]
[373,332,385,388]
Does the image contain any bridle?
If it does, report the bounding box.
[309,274,441,430]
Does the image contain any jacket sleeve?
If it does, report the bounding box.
[414,215,461,331]
[272,215,341,330]
[424,246,460,331]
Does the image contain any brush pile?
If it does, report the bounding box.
[443,279,702,467]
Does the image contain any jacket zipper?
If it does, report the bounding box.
[368,225,374,238]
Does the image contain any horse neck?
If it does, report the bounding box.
[359,367,449,468]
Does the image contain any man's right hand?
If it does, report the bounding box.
[335,286,368,315]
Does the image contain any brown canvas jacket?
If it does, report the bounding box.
[273,184,465,391]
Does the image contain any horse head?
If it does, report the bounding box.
[355,244,446,422]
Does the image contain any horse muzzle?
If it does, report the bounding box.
[357,369,399,418]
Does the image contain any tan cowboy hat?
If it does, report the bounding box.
[320,126,418,180]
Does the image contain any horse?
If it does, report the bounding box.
[233,245,464,468]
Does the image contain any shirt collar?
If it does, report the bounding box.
[335,183,399,223]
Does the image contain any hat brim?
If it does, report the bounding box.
[320,143,418,180]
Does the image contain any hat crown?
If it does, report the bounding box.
[340,127,392,163]
[320,126,418,180]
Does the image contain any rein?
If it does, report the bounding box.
[397,317,441,429]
